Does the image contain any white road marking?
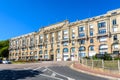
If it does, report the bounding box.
[51,73,56,77]
[42,68,47,72]
[24,67,32,70]
[33,67,41,70]
[46,67,75,80]
[40,74,63,80]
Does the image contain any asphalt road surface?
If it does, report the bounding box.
[0,61,110,80]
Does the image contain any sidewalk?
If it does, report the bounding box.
[70,62,120,80]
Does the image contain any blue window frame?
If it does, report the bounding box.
[71,47,75,52]
[89,46,94,51]
[79,40,85,44]
[79,27,84,32]
[90,31,93,36]
[112,19,117,25]
[98,29,106,34]
[79,46,85,51]
[98,22,106,28]
[39,51,42,54]
[90,39,93,43]
[79,33,85,37]
[63,48,68,53]
[57,49,60,53]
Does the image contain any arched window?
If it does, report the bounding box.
[112,44,119,49]
[89,45,94,51]
[63,48,68,53]
[99,44,108,54]
[79,46,85,51]
[71,47,75,52]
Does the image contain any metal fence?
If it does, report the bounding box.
[79,58,120,73]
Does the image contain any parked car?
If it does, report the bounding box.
[0,60,2,64]
[2,60,11,64]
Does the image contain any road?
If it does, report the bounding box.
[0,61,110,80]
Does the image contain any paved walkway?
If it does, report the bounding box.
[72,62,120,79]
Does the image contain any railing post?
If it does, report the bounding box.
[118,60,120,73]
[81,58,83,65]
[86,59,87,66]
[102,59,104,69]
[92,59,94,69]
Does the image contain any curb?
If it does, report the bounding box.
[70,63,120,80]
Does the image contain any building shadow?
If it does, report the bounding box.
[0,69,43,80]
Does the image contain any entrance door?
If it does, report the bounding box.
[50,55,54,61]
[71,53,74,61]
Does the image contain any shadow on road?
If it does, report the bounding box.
[0,69,42,80]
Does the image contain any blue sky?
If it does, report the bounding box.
[0,0,120,40]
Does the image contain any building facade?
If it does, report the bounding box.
[9,9,120,61]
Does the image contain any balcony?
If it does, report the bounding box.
[77,35,88,40]
[112,48,119,51]
[112,24,118,27]
[38,41,44,45]
[96,32,109,37]
[29,44,35,47]
[112,31,120,34]
[61,38,69,42]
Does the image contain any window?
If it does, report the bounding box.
[40,45,43,49]
[113,35,118,40]
[71,47,75,52]
[113,44,119,49]
[57,42,60,47]
[90,39,93,43]
[63,37,69,40]
[40,35,43,39]
[99,44,108,50]
[63,48,68,53]
[45,44,48,48]
[98,22,106,28]
[89,46,94,51]
[39,51,42,54]
[112,19,117,25]
[72,29,75,33]
[90,31,93,36]
[63,30,69,40]
[89,25,93,29]
[63,30,68,34]
[79,40,85,44]
[98,29,106,34]
[45,50,48,54]
[79,33,85,37]
[51,37,54,42]
[113,35,117,40]
[99,36,107,42]
[63,42,68,46]
[57,49,60,53]
[51,43,53,48]
[52,33,54,37]
[72,34,75,39]
[72,41,75,45]
[113,27,117,32]
[79,27,85,32]
[30,52,33,55]
[44,55,48,59]
[79,46,85,51]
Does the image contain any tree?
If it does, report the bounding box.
[0,40,9,58]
